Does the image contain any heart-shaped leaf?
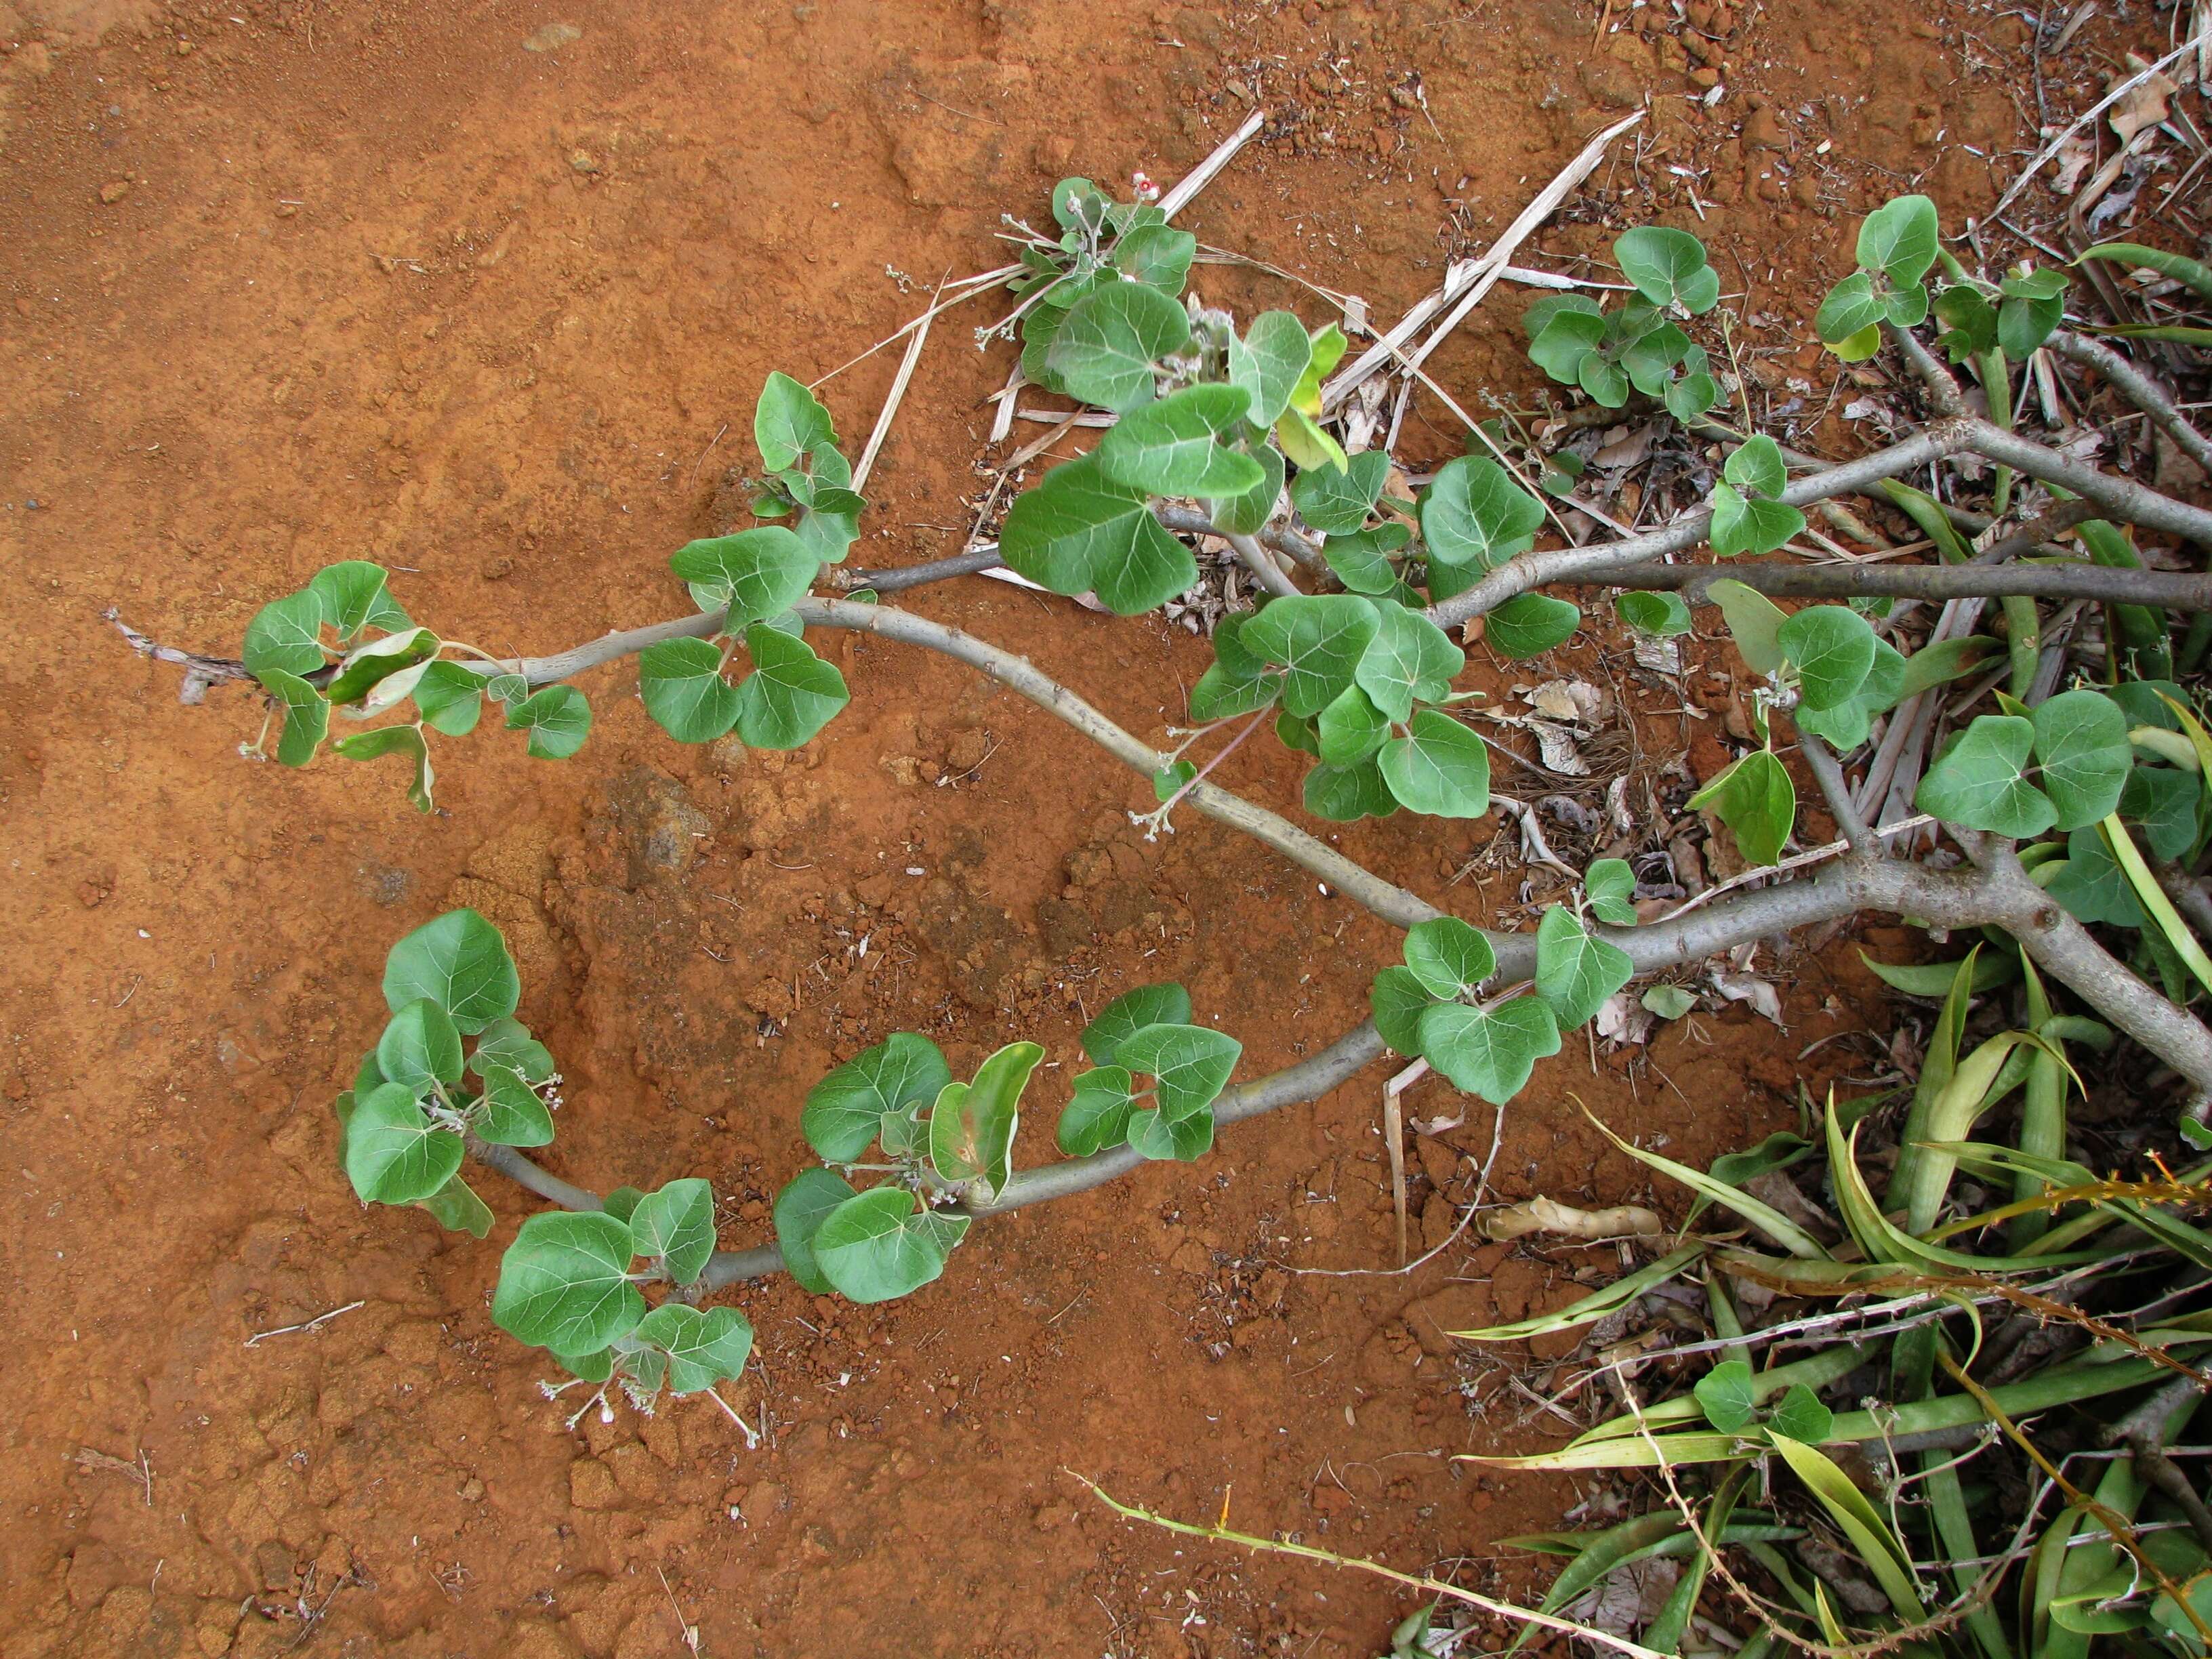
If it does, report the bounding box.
[1534,907,1635,1031]
[814,1187,969,1303]
[733,624,849,749]
[1242,596,1380,717]
[2032,688,2129,831]
[1096,385,1263,496]
[670,527,819,634]
[999,453,1197,615]
[773,1168,858,1295]
[638,637,741,743]
[1048,281,1191,412]
[630,1177,717,1285]
[1417,998,1562,1103]
[803,1033,953,1162]
[1117,1023,1241,1120]
[1058,1066,1136,1155]
[1690,749,1797,866]
[1379,710,1491,817]
[344,1082,465,1205]
[383,909,519,1035]
[377,998,463,1092]
[502,685,592,758]
[754,371,838,472]
[1290,449,1389,535]
[1227,310,1313,428]
[633,1304,754,1394]
[491,1210,644,1355]
[1916,715,2056,838]
[1402,915,1496,1000]
[1371,966,1438,1056]
[1355,600,1463,722]
[1778,605,1877,712]
[1420,456,1545,569]
[1483,593,1580,659]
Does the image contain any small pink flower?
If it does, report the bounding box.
[1132,169,1161,203]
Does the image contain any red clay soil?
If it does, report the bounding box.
[0,1,2157,1654]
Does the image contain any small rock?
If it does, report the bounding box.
[523,22,581,52]
[98,180,130,204]
[569,149,601,175]
[569,1458,620,1510]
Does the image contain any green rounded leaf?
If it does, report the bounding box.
[773,1168,858,1295]
[1113,224,1196,294]
[1723,435,1788,498]
[411,661,483,737]
[1117,1022,1241,1120]
[999,454,1197,615]
[257,668,330,767]
[1242,595,1381,717]
[814,1187,968,1304]
[1403,916,1496,999]
[1096,385,1264,496]
[804,1034,954,1162]
[1483,593,1580,659]
[1059,1065,1137,1155]
[1355,600,1463,723]
[1379,709,1491,817]
[242,589,327,677]
[733,625,848,749]
[630,1178,717,1286]
[1584,859,1639,927]
[1708,485,1805,558]
[1815,272,1885,347]
[1303,754,1399,821]
[2031,688,2130,832]
[633,1304,754,1394]
[1417,998,1562,1104]
[344,1081,465,1204]
[471,1016,554,1084]
[1534,907,1635,1031]
[308,561,409,642]
[1915,714,2056,838]
[638,636,741,744]
[1614,225,1720,313]
[1227,310,1313,427]
[1615,590,1692,638]
[1082,983,1195,1065]
[1317,684,1389,766]
[1371,966,1437,1056]
[419,1173,495,1239]
[505,685,592,758]
[1856,194,1939,287]
[755,371,838,473]
[1778,605,1877,712]
[1420,456,1545,570]
[377,998,464,1092]
[670,527,819,634]
[331,723,436,813]
[1127,1104,1213,1162]
[474,1070,555,1147]
[1048,280,1191,413]
[1694,1359,1757,1433]
[1324,523,1411,595]
[1290,449,1389,535]
[382,908,520,1035]
[1206,442,1286,537]
[1689,749,1797,866]
[491,1210,644,1355]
